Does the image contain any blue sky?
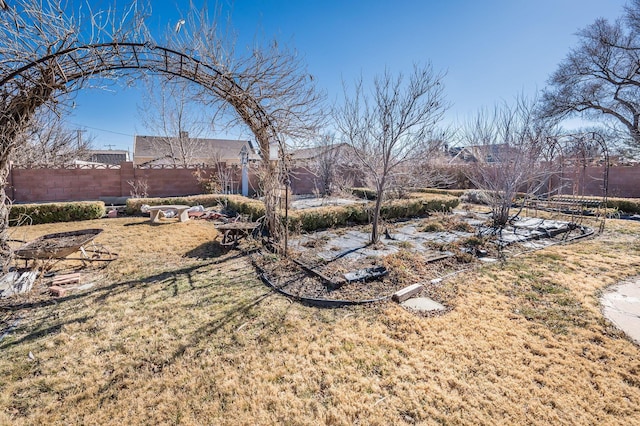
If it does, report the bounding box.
[67,0,628,152]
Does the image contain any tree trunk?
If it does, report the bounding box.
[371,187,384,244]
[0,160,12,272]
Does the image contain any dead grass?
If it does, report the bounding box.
[1,216,640,424]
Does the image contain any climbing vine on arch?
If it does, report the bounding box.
[0,0,323,269]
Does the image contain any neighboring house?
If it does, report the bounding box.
[86,149,130,166]
[288,143,354,166]
[448,144,518,164]
[287,143,364,195]
[133,134,260,166]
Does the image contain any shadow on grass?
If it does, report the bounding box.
[0,250,269,349]
[95,286,283,406]
[0,248,297,407]
[184,240,230,259]
[0,315,92,350]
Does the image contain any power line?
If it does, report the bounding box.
[68,122,134,137]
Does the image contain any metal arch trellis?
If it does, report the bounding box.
[0,42,280,162]
[0,40,291,253]
[541,131,610,232]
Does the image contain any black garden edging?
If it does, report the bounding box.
[244,249,389,308]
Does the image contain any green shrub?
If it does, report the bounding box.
[350,187,377,200]
[606,198,640,215]
[126,194,265,220]
[287,194,458,232]
[10,201,106,225]
[413,188,466,197]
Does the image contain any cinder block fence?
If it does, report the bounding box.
[6,162,640,203]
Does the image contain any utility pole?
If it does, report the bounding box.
[76,129,86,149]
[240,144,249,197]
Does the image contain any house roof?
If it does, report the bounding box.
[289,143,351,161]
[87,150,129,165]
[133,136,260,163]
[449,143,518,163]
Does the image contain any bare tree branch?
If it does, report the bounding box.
[541,4,640,146]
[463,96,559,228]
[11,111,94,166]
[335,64,449,243]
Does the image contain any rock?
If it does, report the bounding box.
[392,283,424,303]
[48,286,67,297]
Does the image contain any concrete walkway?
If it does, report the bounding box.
[601,279,640,345]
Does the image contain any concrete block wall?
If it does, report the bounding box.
[7,162,640,203]
[606,166,640,198]
[8,163,251,203]
[10,166,122,202]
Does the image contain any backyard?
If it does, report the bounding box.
[0,211,639,424]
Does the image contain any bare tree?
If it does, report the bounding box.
[137,78,209,166]
[0,0,147,268]
[303,135,352,196]
[541,1,640,146]
[387,131,457,197]
[335,64,448,243]
[11,112,94,166]
[170,4,325,249]
[462,97,558,228]
[0,0,322,270]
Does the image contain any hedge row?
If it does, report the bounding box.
[351,187,466,200]
[10,201,106,226]
[288,195,459,232]
[129,193,460,233]
[350,187,377,200]
[412,188,467,197]
[126,194,265,219]
[607,198,640,215]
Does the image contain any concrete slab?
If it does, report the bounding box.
[601,279,640,345]
[1,271,37,297]
[401,297,446,312]
[315,230,399,261]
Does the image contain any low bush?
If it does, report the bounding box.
[350,187,377,200]
[288,206,354,232]
[126,193,459,233]
[413,188,466,197]
[126,194,265,220]
[422,222,445,232]
[603,197,640,215]
[10,201,106,225]
[288,194,459,232]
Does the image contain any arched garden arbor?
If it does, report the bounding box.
[539,132,610,231]
[0,1,321,268]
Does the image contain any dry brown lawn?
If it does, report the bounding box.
[0,215,640,425]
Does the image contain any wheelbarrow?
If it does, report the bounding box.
[215,222,261,248]
[13,228,118,269]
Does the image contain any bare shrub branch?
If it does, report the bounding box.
[462,96,558,228]
[335,64,449,243]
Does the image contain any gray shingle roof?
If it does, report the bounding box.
[133,135,260,163]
